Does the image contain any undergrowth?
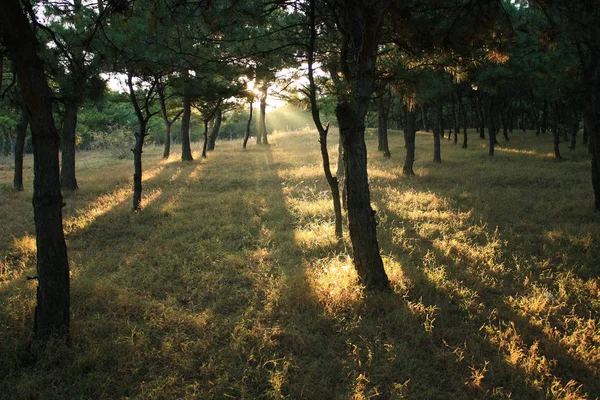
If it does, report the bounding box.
[0,129,598,399]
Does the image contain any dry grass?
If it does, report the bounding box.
[0,128,599,399]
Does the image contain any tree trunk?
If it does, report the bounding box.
[163,124,171,158]
[541,100,548,134]
[60,102,79,190]
[202,119,209,158]
[552,103,563,161]
[132,122,145,211]
[433,103,442,163]
[403,105,416,175]
[258,90,268,145]
[181,95,193,161]
[335,0,390,290]
[207,106,222,151]
[421,106,429,132]
[1,0,70,339]
[337,101,389,289]
[452,93,458,144]
[487,97,497,156]
[377,88,391,158]
[477,93,486,139]
[242,99,253,149]
[13,107,28,191]
[459,99,468,148]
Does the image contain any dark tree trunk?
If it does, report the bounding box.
[60,102,79,191]
[421,106,429,132]
[403,105,416,175]
[552,103,563,161]
[13,107,28,191]
[257,90,268,145]
[202,119,209,158]
[181,95,193,161]
[334,0,390,290]
[163,124,171,158]
[377,88,391,158]
[307,0,342,239]
[477,93,486,139]
[459,99,468,148]
[541,100,548,134]
[584,120,589,145]
[1,0,70,339]
[433,103,442,163]
[452,93,458,144]
[207,106,222,151]
[132,122,145,211]
[569,112,579,150]
[487,97,497,156]
[501,111,510,141]
[242,99,253,149]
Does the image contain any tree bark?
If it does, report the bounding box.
[433,103,442,163]
[487,97,497,156]
[459,99,468,148]
[132,122,145,211]
[13,106,28,191]
[202,119,209,158]
[335,0,390,290]
[60,102,79,190]
[552,103,563,161]
[477,92,485,139]
[1,0,70,339]
[181,94,193,161]
[257,89,268,145]
[242,98,253,149]
[207,106,222,151]
[377,88,391,158]
[403,104,416,175]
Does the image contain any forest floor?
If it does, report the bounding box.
[1,128,599,399]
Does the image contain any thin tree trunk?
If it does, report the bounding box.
[258,90,268,145]
[552,103,563,161]
[60,102,79,190]
[460,100,468,148]
[377,88,391,158]
[477,93,486,139]
[202,119,209,158]
[487,97,497,156]
[163,124,171,158]
[181,94,193,161]
[1,0,70,339]
[403,105,416,175]
[421,106,429,132]
[433,103,442,163]
[541,100,548,134]
[132,122,145,210]
[13,107,28,191]
[242,98,253,149]
[207,106,222,151]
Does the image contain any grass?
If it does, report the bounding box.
[0,128,599,399]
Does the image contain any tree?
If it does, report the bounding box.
[0,0,70,339]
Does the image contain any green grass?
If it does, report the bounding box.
[0,129,599,399]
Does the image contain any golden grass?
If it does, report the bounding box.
[0,128,599,399]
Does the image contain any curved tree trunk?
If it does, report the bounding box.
[242,99,253,149]
[1,0,70,339]
[13,106,28,191]
[60,102,79,190]
[403,105,416,175]
[181,95,193,161]
[207,106,222,151]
